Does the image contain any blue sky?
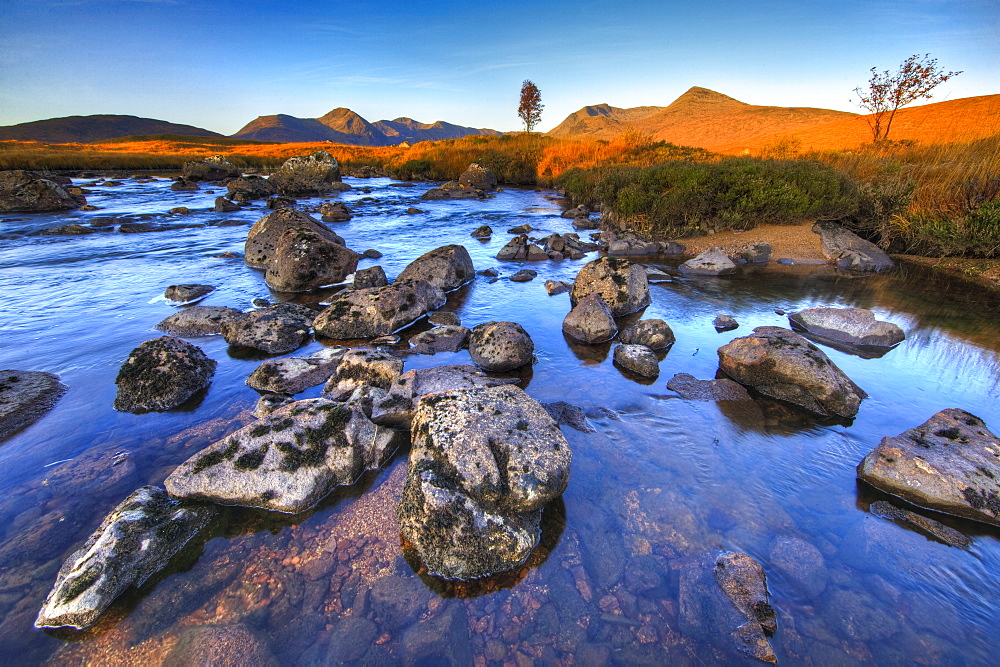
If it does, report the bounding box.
[0,0,996,134]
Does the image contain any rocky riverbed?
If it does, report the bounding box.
[0,163,999,664]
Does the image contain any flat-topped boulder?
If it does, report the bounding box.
[717,326,867,418]
[570,256,651,317]
[396,244,475,292]
[313,280,446,339]
[0,170,85,213]
[679,247,738,276]
[182,155,241,182]
[858,409,1000,527]
[562,294,617,343]
[247,347,346,395]
[323,348,404,400]
[35,486,214,630]
[813,221,894,272]
[165,398,400,513]
[0,370,67,442]
[220,304,314,354]
[114,337,216,412]
[788,307,905,349]
[408,325,470,354]
[268,151,349,195]
[155,306,243,337]
[468,321,534,371]
[397,384,571,580]
[164,284,214,303]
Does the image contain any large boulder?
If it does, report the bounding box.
[562,294,617,343]
[397,384,572,580]
[114,337,217,412]
[245,208,344,269]
[813,221,894,272]
[0,370,67,442]
[35,486,214,629]
[788,307,905,349]
[619,318,675,349]
[155,306,243,337]
[570,256,651,317]
[319,201,353,223]
[679,247,739,276]
[0,170,85,213]
[322,348,404,400]
[458,163,498,191]
[220,304,314,354]
[495,235,547,261]
[164,284,214,303]
[227,175,278,201]
[408,325,471,354]
[312,280,446,339]
[613,344,659,377]
[396,244,475,292]
[247,347,346,395]
[468,321,534,372]
[165,398,400,513]
[717,326,867,418]
[268,151,348,195]
[182,155,241,182]
[858,409,1000,527]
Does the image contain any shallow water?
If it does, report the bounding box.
[1,175,999,664]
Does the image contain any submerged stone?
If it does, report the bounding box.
[0,370,67,442]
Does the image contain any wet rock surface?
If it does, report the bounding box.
[397,384,572,580]
[220,304,314,354]
[618,318,675,349]
[613,344,660,377]
[717,326,867,418]
[667,373,765,429]
[715,552,777,662]
[165,398,399,513]
[244,208,346,270]
[396,244,475,292]
[869,500,972,548]
[155,306,243,337]
[570,256,651,317]
[408,325,471,354]
[35,486,214,629]
[858,409,1000,527]
[313,280,446,339]
[114,337,217,412]
[562,294,617,343]
[164,284,214,303]
[0,170,85,213]
[323,348,403,400]
[813,221,894,272]
[714,314,739,331]
[246,347,346,395]
[227,175,278,201]
[468,321,534,371]
[0,370,67,442]
[679,247,739,276]
[788,306,905,349]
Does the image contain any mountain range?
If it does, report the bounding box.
[0,115,224,143]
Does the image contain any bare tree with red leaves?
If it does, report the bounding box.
[518,80,543,133]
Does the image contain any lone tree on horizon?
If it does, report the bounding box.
[853,54,961,143]
[518,80,543,132]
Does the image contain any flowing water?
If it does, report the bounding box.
[0,175,999,664]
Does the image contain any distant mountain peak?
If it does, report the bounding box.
[667,87,747,110]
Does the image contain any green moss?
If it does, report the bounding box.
[59,566,101,604]
[193,438,239,473]
[235,445,269,471]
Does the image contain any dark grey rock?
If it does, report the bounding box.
[619,319,675,349]
[470,225,493,238]
[155,306,243,337]
[542,401,596,433]
[510,269,537,282]
[220,305,313,354]
[458,163,498,191]
[613,344,659,377]
[0,370,67,442]
[570,256,651,317]
[562,294,617,343]
[313,280,446,339]
[31,224,98,236]
[164,284,214,303]
[788,307,905,348]
[813,221,894,272]
[469,321,534,371]
[714,314,739,331]
[319,201,352,222]
[679,247,738,276]
[361,248,383,259]
[427,311,461,326]
[114,337,216,412]
[229,176,279,201]
[170,178,199,192]
[247,347,346,395]
[353,265,388,289]
[870,500,971,548]
[408,325,470,354]
[396,244,475,292]
[182,155,241,182]
[0,170,85,213]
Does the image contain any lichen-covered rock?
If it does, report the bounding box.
[313,280,446,339]
[227,175,278,201]
[170,178,199,192]
[813,221,894,272]
[319,201,353,222]
[182,155,241,182]
[717,326,867,418]
[788,307,905,349]
[247,347,346,395]
[468,321,534,372]
[858,409,1000,527]
[220,304,314,354]
[510,269,537,282]
[619,318,675,349]
[562,294,617,343]
[428,311,461,327]
[164,284,214,303]
[613,344,659,377]
[409,325,470,354]
[268,151,347,195]
[265,222,360,292]
[165,398,400,513]
[0,170,85,213]
[397,385,571,580]
[245,208,345,269]
[0,370,67,442]
[353,265,388,290]
[114,337,216,412]
[715,552,777,663]
[370,364,518,428]
[679,247,738,276]
[570,256,651,317]
[35,486,213,629]
[254,393,295,418]
[155,306,243,337]
[470,225,492,238]
[396,244,475,292]
[323,348,404,400]
[458,163,498,191]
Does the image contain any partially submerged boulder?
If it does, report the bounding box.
[323,348,403,400]
[714,552,777,663]
[227,175,278,201]
[114,337,216,412]
[0,170,85,213]
[353,265,388,290]
[570,256,651,317]
[214,197,240,213]
[313,280,446,339]
[458,163,498,191]
[858,409,1000,527]
[788,307,905,349]
[0,370,67,442]
[408,325,471,354]
[396,244,475,292]
[468,321,534,372]
[714,314,739,332]
[164,284,214,303]
[613,344,659,377]
[155,306,243,337]
[319,201,353,223]
[870,500,972,548]
[679,247,738,276]
[165,398,400,513]
[397,384,572,580]
[245,208,345,269]
[495,235,547,261]
[813,221,894,272]
[220,304,314,355]
[470,225,492,238]
[618,318,675,349]
[35,486,214,629]
[562,294,617,343]
[717,326,867,418]
[182,155,241,182]
[247,347,346,395]
[268,151,348,195]
[666,373,765,429]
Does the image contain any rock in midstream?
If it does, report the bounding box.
[679,247,739,276]
[246,346,346,395]
[165,398,402,513]
[788,306,905,349]
[267,151,348,195]
[408,325,471,354]
[322,348,403,400]
[155,306,243,337]
[396,244,475,292]
[313,280,446,339]
[0,170,86,213]
[468,321,534,372]
[858,408,1000,527]
[618,318,675,349]
[562,294,617,343]
[113,337,216,413]
[0,370,67,442]
[164,284,214,303]
[244,207,345,268]
[182,155,241,182]
[35,485,214,629]
[397,384,572,580]
[570,256,651,317]
[717,326,867,418]
[613,344,660,377]
[220,304,315,355]
[263,216,360,292]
